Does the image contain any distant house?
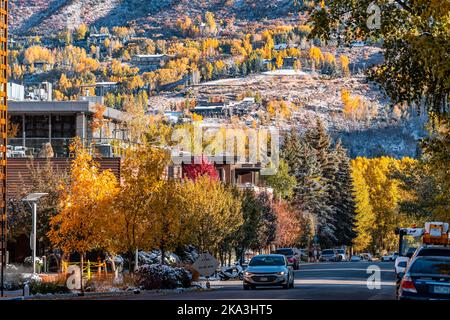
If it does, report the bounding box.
[28,60,53,73]
[274,43,289,51]
[274,43,298,51]
[81,81,119,97]
[130,54,172,72]
[87,33,110,46]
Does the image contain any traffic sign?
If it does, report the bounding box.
[192,252,219,277]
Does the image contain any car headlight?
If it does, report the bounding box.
[244,271,252,276]
[277,271,286,276]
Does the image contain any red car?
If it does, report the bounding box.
[275,248,300,270]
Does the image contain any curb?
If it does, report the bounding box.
[25,286,209,300]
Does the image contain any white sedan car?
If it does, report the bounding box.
[381,252,399,262]
[394,256,409,276]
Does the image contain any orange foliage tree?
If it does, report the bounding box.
[274,201,302,248]
[48,139,119,291]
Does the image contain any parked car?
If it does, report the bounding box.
[397,246,450,280]
[361,253,373,261]
[411,246,450,260]
[398,255,450,300]
[350,255,362,262]
[381,252,399,261]
[297,249,309,262]
[320,249,339,262]
[243,254,295,290]
[275,248,300,270]
[335,249,347,261]
[395,260,408,277]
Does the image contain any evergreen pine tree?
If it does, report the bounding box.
[303,119,337,244]
[331,140,357,246]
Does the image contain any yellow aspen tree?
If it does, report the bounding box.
[275,53,284,69]
[340,55,350,76]
[110,145,170,270]
[48,139,119,291]
[179,176,243,253]
[309,46,323,71]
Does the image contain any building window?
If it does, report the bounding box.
[51,115,76,138]
[25,115,49,138]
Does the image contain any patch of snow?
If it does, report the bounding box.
[262,69,309,76]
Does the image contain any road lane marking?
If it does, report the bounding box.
[298,268,394,272]
[295,279,395,286]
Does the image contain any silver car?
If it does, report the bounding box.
[320,249,339,262]
[243,254,295,290]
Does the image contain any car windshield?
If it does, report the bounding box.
[322,250,334,255]
[410,257,450,275]
[275,249,294,256]
[249,256,285,266]
[337,249,345,254]
[417,248,450,257]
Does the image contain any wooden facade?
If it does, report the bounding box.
[6,157,121,199]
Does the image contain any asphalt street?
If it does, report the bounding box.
[121,261,397,300]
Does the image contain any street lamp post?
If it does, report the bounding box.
[22,193,48,275]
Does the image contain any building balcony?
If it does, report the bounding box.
[7,137,131,159]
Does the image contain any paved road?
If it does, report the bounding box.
[122,261,397,300]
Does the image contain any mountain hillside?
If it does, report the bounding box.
[9,0,299,34]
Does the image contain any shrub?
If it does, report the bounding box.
[29,279,70,295]
[135,264,192,290]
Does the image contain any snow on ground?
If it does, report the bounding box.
[200,78,248,86]
[262,69,310,77]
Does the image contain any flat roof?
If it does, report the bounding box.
[133,54,167,58]
[9,101,125,122]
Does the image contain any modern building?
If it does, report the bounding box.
[131,54,172,72]
[7,100,128,158]
[80,82,119,98]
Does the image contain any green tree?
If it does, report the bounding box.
[331,141,357,245]
[263,160,297,202]
[234,190,263,263]
[394,118,450,221]
[310,0,450,116]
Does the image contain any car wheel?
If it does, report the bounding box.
[282,283,289,289]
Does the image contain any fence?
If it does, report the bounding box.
[61,260,108,280]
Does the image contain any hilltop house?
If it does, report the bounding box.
[131,54,172,72]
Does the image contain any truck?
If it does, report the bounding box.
[394,222,449,276]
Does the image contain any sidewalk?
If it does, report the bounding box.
[0,290,24,300]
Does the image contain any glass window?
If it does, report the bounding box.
[249,256,285,267]
[9,115,22,138]
[51,115,76,138]
[410,257,450,275]
[417,248,450,257]
[25,115,49,138]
